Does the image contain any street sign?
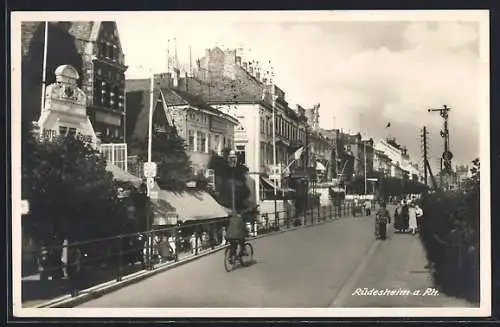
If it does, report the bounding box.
[146,177,155,190]
[442,151,453,161]
[143,162,157,178]
[367,178,378,182]
[21,200,30,215]
[149,190,159,200]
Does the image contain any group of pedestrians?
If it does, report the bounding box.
[374,198,424,241]
[394,200,424,235]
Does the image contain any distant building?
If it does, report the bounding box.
[186,47,310,202]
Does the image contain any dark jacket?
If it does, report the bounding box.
[226,214,247,239]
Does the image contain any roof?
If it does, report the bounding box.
[66,22,95,41]
[125,80,239,142]
[153,188,230,222]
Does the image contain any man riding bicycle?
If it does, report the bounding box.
[225,212,248,261]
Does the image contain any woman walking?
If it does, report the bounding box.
[408,203,418,235]
[393,203,403,232]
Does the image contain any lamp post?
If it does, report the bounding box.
[228,150,238,214]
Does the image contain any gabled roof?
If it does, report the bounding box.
[67,22,95,40]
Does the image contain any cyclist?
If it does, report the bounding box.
[225,212,247,262]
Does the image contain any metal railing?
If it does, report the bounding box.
[23,202,353,301]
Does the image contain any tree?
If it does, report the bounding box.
[207,149,251,212]
[22,122,123,244]
[130,126,194,192]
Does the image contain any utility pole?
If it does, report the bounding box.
[420,126,429,187]
[270,65,278,224]
[428,105,452,172]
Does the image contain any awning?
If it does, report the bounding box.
[150,199,179,226]
[315,161,327,171]
[153,189,230,222]
[106,164,143,187]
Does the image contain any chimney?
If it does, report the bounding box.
[243,61,248,71]
[185,72,189,92]
[236,56,242,66]
[173,68,180,88]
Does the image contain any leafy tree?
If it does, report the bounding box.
[207,149,251,213]
[129,126,194,192]
[22,121,123,244]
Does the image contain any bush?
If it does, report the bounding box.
[420,160,480,303]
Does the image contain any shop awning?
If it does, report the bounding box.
[150,199,179,226]
[106,164,143,187]
[153,189,230,222]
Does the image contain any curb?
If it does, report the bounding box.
[35,213,350,308]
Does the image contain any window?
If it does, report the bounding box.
[188,130,195,152]
[94,78,102,105]
[197,131,207,153]
[68,128,77,137]
[236,145,246,165]
[99,42,106,57]
[59,126,68,136]
[213,134,220,152]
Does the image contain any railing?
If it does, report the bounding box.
[23,202,353,302]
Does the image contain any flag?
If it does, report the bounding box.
[261,87,266,101]
[293,146,305,160]
[386,122,391,128]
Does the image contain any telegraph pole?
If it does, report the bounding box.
[420,127,429,187]
[428,105,452,172]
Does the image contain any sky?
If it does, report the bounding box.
[114,11,487,170]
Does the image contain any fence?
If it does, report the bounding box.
[23,202,352,302]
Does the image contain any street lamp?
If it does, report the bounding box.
[228,150,238,214]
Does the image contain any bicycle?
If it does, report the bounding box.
[224,241,254,272]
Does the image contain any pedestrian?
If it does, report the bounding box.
[401,200,409,232]
[415,203,424,233]
[375,202,391,240]
[393,203,403,232]
[408,203,418,235]
[364,199,371,216]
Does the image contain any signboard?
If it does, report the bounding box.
[146,177,156,191]
[21,200,30,215]
[367,178,378,182]
[149,190,158,200]
[143,162,157,178]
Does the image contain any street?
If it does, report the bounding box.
[78,214,376,307]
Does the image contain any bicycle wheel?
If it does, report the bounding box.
[241,243,254,266]
[224,247,236,272]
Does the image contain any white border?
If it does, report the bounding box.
[11,10,491,318]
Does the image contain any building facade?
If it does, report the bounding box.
[125,73,238,174]
[21,21,127,143]
[188,47,311,201]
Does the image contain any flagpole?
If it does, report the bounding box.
[147,74,154,196]
[40,21,49,115]
[271,65,278,223]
